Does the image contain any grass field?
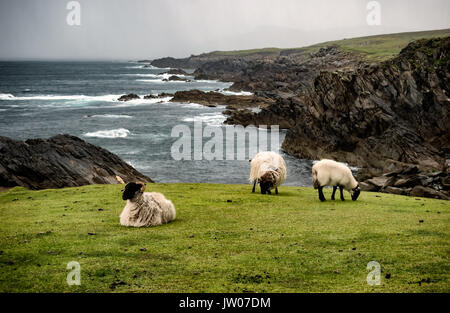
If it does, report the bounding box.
[0,183,449,293]
[210,28,450,61]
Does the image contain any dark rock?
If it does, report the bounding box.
[143,93,173,99]
[359,181,378,191]
[384,186,405,195]
[162,68,188,75]
[366,176,390,188]
[0,134,152,190]
[117,93,140,101]
[410,186,449,200]
[168,75,190,82]
[171,89,273,110]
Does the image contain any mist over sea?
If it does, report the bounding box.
[0,61,313,186]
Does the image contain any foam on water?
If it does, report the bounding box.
[0,93,122,102]
[84,128,131,138]
[219,90,253,96]
[86,114,133,119]
[183,113,226,126]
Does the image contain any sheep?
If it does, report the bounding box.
[249,151,287,194]
[120,182,176,227]
[312,159,361,202]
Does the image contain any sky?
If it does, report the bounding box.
[0,0,449,60]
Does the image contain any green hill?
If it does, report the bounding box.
[210,28,450,61]
[0,183,448,292]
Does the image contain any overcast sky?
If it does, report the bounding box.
[0,0,449,60]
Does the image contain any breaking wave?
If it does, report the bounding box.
[84,128,131,138]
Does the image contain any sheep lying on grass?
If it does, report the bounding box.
[312,159,361,202]
[249,151,287,194]
[120,182,176,227]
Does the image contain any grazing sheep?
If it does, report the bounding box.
[249,151,287,194]
[120,182,176,227]
[312,159,361,202]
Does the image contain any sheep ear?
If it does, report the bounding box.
[137,182,146,192]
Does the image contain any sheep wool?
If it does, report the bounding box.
[249,151,287,194]
[120,182,176,227]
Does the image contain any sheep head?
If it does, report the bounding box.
[351,184,361,201]
[122,182,146,200]
[259,172,275,195]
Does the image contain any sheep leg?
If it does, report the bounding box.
[318,186,326,202]
[275,187,278,195]
[339,186,345,201]
[252,180,256,193]
[331,186,337,200]
[267,189,272,195]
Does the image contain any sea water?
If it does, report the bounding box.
[0,61,313,185]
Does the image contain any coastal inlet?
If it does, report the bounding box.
[0,61,313,185]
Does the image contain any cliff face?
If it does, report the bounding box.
[0,135,152,190]
[194,46,361,93]
[150,50,279,69]
[282,37,449,171]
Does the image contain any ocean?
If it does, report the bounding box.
[0,61,314,186]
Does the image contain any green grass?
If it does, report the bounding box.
[0,183,449,292]
[209,28,450,61]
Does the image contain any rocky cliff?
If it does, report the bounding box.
[282,37,449,171]
[0,134,152,190]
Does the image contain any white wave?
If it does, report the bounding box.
[183,113,226,126]
[0,93,122,102]
[219,90,253,96]
[84,128,130,138]
[193,79,219,83]
[125,73,189,79]
[87,114,133,119]
[0,93,15,100]
[178,102,205,109]
[136,79,188,84]
[115,96,173,106]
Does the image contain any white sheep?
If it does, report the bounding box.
[120,182,176,227]
[249,151,287,194]
[312,159,361,201]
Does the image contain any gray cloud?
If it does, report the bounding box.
[0,0,449,60]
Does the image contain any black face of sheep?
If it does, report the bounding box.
[351,185,361,201]
[259,172,275,195]
[122,182,145,200]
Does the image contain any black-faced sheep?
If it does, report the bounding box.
[249,151,287,194]
[120,182,176,227]
[312,159,361,202]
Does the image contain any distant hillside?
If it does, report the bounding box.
[149,28,450,68]
[210,28,450,61]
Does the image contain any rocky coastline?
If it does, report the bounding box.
[0,135,152,190]
[145,36,450,199]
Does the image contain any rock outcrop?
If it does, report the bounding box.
[357,163,449,200]
[162,75,191,82]
[170,89,274,109]
[118,93,140,101]
[282,37,449,172]
[194,46,360,93]
[0,135,152,190]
